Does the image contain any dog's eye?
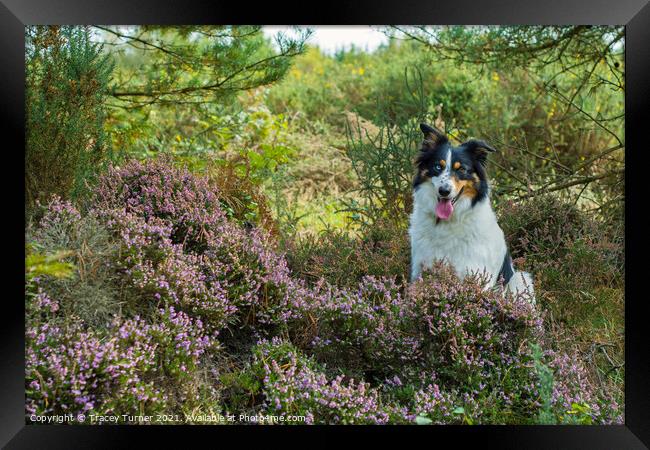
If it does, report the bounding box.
[457,166,466,174]
[434,163,442,171]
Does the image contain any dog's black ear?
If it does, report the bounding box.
[420,123,447,149]
[464,139,497,166]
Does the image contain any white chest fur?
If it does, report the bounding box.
[409,182,507,283]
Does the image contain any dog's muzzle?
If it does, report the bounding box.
[451,186,465,205]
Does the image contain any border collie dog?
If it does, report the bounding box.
[409,123,534,300]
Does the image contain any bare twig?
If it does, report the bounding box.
[516,168,624,201]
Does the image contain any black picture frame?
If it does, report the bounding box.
[4,1,649,448]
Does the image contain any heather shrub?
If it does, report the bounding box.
[289,266,545,423]
[23,160,285,420]
[25,214,218,419]
[273,262,619,424]
[221,325,620,425]
[93,157,229,254]
[87,158,299,334]
[25,158,622,425]
[409,267,541,389]
[26,317,164,418]
[98,207,236,330]
[26,279,216,419]
[498,194,624,405]
[225,338,398,424]
[407,266,620,424]
[296,276,419,380]
[409,382,463,424]
[27,159,299,334]
[545,348,622,424]
[285,219,410,288]
[498,195,623,293]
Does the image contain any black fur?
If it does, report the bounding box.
[498,250,515,286]
[413,140,451,189]
[419,123,447,145]
[461,139,498,167]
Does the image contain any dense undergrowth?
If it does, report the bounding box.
[25,159,622,424]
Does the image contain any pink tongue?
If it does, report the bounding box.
[435,199,454,220]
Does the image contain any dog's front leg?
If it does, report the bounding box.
[410,258,424,282]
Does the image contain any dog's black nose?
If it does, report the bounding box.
[438,187,451,197]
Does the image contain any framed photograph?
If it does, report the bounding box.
[5,0,650,447]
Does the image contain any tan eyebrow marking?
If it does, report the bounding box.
[453,161,461,170]
[439,159,446,168]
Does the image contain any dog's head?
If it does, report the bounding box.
[413,123,497,221]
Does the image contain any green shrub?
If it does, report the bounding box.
[26,197,122,328]
[267,42,477,133]
[199,161,279,236]
[25,247,75,282]
[25,26,115,211]
[343,111,422,227]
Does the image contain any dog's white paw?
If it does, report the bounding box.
[506,271,536,304]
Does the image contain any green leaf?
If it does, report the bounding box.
[415,415,433,425]
[25,250,76,280]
